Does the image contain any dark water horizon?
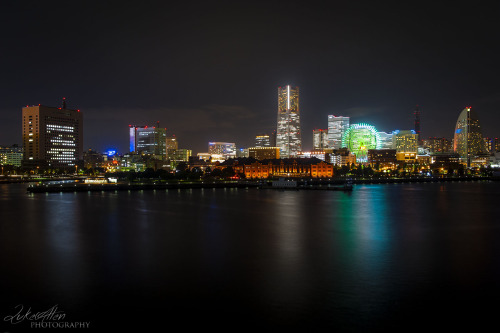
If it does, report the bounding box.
[1,181,499,332]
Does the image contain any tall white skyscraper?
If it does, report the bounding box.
[327,115,350,149]
[378,131,394,149]
[276,85,301,158]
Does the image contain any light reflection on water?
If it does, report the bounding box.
[1,182,500,331]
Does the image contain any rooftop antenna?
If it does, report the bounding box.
[62,97,67,109]
[413,105,421,141]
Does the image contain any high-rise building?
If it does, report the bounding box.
[327,115,350,149]
[313,129,328,150]
[129,124,167,159]
[22,101,83,168]
[208,142,236,160]
[453,107,487,166]
[166,135,178,158]
[378,132,394,149]
[255,135,271,147]
[276,85,301,158]
[393,130,418,153]
[423,137,453,153]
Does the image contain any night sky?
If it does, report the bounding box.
[1,1,499,154]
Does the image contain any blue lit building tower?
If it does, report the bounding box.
[129,122,167,159]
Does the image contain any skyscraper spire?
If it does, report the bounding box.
[62,97,67,109]
[276,85,301,158]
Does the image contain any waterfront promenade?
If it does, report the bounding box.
[23,176,496,193]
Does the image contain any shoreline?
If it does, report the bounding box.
[22,176,496,193]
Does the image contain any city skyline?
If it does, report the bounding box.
[8,95,497,157]
[0,2,499,154]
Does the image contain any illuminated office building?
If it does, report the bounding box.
[327,148,356,167]
[170,149,192,163]
[313,129,328,150]
[255,135,271,147]
[393,130,418,153]
[197,153,211,161]
[129,124,167,159]
[378,132,394,149]
[236,148,249,158]
[297,150,327,161]
[166,135,178,158]
[453,107,487,166]
[484,138,493,153]
[248,147,280,160]
[22,101,83,168]
[0,145,23,167]
[327,115,350,149]
[423,137,452,153]
[208,142,236,160]
[483,137,500,154]
[276,85,301,158]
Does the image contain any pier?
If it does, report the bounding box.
[24,176,494,193]
[26,181,259,193]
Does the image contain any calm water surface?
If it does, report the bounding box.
[1,182,499,331]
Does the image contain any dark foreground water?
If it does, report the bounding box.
[1,181,500,332]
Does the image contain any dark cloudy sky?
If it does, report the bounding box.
[1,1,499,154]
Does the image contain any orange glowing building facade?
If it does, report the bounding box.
[230,158,333,179]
